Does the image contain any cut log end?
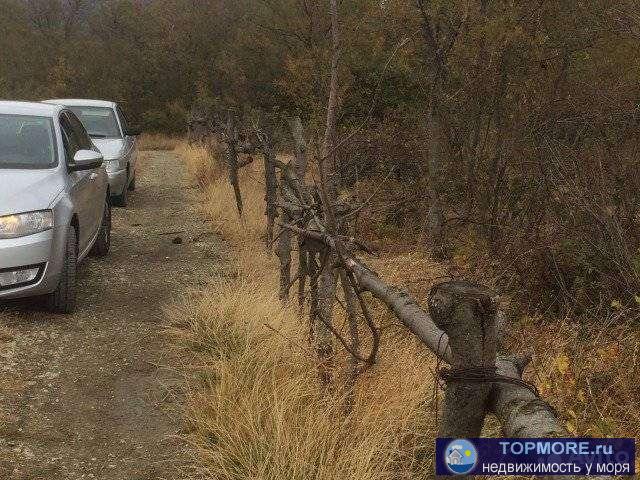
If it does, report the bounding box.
[428,280,496,327]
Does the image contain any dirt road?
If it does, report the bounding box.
[0,151,221,479]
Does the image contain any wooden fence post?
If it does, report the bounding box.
[428,281,497,438]
[258,131,278,247]
[224,112,243,215]
[276,167,293,301]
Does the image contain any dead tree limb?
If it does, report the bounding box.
[322,0,341,204]
[339,268,361,414]
[493,355,615,480]
[306,0,342,388]
[224,112,243,215]
[289,226,615,479]
[343,256,453,362]
[297,243,308,312]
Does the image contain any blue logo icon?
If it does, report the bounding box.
[444,439,478,475]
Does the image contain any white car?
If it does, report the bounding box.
[43,99,140,207]
[0,101,110,313]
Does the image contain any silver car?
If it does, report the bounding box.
[42,99,140,207]
[0,101,111,313]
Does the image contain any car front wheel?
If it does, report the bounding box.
[46,226,77,314]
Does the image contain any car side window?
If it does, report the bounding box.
[59,114,80,162]
[65,111,94,150]
[116,105,129,134]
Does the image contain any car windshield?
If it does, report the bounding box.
[68,106,121,138]
[0,114,57,169]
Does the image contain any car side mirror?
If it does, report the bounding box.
[69,150,103,171]
[125,127,142,136]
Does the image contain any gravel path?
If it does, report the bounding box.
[0,151,222,480]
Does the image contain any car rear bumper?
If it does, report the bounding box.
[107,168,127,196]
[0,228,65,300]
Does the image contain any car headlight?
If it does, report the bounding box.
[104,157,125,171]
[0,210,54,239]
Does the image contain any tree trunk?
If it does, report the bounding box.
[297,243,308,313]
[291,116,309,305]
[310,0,342,388]
[428,281,497,439]
[423,103,445,249]
[308,253,333,386]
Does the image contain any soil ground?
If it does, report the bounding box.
[0,151,222,480]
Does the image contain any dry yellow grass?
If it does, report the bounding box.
[137,133,180,151]
[170,142,640,479]
[176,142,226,190]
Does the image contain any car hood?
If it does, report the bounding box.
[0,169,64,216]
[92,138,125,160]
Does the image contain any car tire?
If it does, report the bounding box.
[128,174,136,191]
[46,226,77,314]
[90,198,111,257]
[113,173,128,207]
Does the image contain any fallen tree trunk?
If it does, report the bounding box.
[492,355,566,437]
[491,356,614,480]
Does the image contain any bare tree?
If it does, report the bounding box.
[311,0,343,387]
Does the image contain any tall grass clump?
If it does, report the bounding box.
[137,133,180,151]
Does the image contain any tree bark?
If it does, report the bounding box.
[308,253,333,386]
[321,0,341,206]
[288,116,310,305]
[428,281,497,439]
[423,103,445,249]
[316,252,337,384]
[491,356,614,480]
[491,355,566,437]
[297,242,308,312]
